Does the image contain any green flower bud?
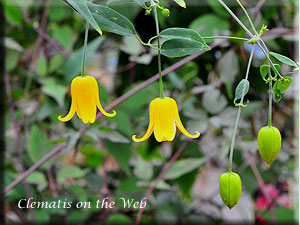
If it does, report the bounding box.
[219,172,242,209]
[161,8,170,17]
[258,126,281,166]
[145,9,151,15]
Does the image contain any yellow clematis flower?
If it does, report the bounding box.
[58,75,116,124]
[132,97,200,142]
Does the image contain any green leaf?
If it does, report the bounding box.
[164,158,207,180]
[86,127,130,143]
[4,1,23,26]
[41,78,68,107]
[234,79,250,103]
[61,37,104,82]
[28,125,54,169]
[271,63,281,76]
[160,28,206,44]
[118,178,145,192]
[49,54,64,73]
[27,171,48,191]
[106,0,148,8]
[57,165,88,184]
[260,64,270,82]
[51,25,73,49]
[206,0,229,17]
[81,144,107,168]
[273,76,293,93]
[175,169,198,198]
[161,38,210,58]
[106,214,133,225]
[270,52,298,67]
[173,0,186,8]
[105,141,131,175]
[87,2,136,36]
[134,157,153,180]
[66,0,102,34]
[132,0,148,8]
[272,76,292,102]
[36,53,47,76]
[189,14,230,38]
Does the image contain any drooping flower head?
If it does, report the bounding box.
[132,97,200,142]
[58,75,116,124]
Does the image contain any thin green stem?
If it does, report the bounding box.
[151,0,164,98]
[81,22,89,76]
[202,36,249,41]
[216,0,283,79]
[216,0,254,38]
[235,0,259,36]
[228,45,255,172]
[135,35,160,50]
[268,77,272,127]
[147,35,158,45]
[256,41,283,79]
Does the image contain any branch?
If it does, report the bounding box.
[242,147,276,224]
[135,141,189,225]
[5,70,37,221]
[3,143,65,195]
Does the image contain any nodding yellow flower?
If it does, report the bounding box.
[132,97,200,142]
[58,76,116,124]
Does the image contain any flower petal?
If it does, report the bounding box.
[132,99,155,142]
[58,99,76,122]
[153,98,176,142]
[58,77,79,122]
[132,122,154,142]
[89,76,116,117]
[76,76,97,123]
[170,98,200,139]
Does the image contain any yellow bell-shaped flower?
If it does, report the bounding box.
[58,75,116,124]
[132,97,200,142]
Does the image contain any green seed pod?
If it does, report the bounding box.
[219,172,242,209]
[258,126,281,166]
[161,8,170,17]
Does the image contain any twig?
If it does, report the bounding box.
[24,0,51,96]
[3,143,65,195]
[23,1,69,59]
[135,141,189,225]
[4,71,37,222]
[251,0,266,17]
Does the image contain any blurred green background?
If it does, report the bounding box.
[4,0,298,224]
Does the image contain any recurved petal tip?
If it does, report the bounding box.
[58,115,71,122]
[132,135,143,143]
[106,110,117,117]
[190,131,201,138]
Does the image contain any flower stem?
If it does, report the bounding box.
[151,0,164,98]
[228,45,255,172]
[257,41,283,79]
[81,22,89,76]
[216,0,284,79]
[216,0,254,38]
[202,36,249,41]
[268,71,273,127]
[235,0,259,36]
